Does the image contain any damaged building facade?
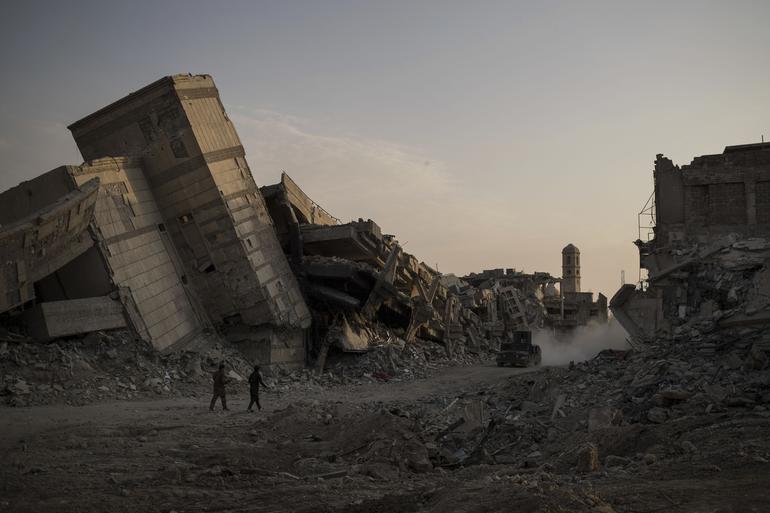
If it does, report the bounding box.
[1,75,310,366]
[612,142,770,343]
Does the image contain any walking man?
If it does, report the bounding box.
[209,363,228,411]
[247,365,268,411]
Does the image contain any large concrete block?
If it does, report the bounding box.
[24,296,126,339]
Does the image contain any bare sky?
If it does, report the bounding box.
[1,0,769,298]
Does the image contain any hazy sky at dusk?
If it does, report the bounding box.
[1,1,769,297]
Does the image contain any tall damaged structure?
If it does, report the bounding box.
[1,75,311,367]
[612,142,770,343]
[1,74,500,370]
[68,75,310,332]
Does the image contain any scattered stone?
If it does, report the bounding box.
[647,407,669,424]
[575,443,600,473]
[588,407,622,432]
[604,455,630,468]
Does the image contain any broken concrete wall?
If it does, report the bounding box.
[0,171,99,313]
[261,172,338,253]
[224,324,307,368]
[70,157,206,350]
[0,167,75,225]
[22,296,126,339]
[300,220,384,264]
[653,143,770,246]
[616,143,770,343]
[653,154,685,228]
[0,159,205,350]
[610,284,666,342]
[262,172,338,227]
[67,75,311,337]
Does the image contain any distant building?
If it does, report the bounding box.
[544,244,608,335]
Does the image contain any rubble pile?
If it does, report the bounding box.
[324,333,493,382]
[263,174,607,372]
[395,327,770,473]
[266,335,493,396]
[615,235,770,344]
[667,236,770,333]
[0,330,257,407]
[224,323,770,510]
[614,144,770,346]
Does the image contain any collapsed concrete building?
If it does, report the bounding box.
[259,172,493,367]
[1,73,612,369]
[611,142,770,343]
[1,75,310,366]
[0,74,506,370]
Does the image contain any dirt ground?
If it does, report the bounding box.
[2,361,769,513]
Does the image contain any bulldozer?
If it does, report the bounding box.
[496,330,541,367]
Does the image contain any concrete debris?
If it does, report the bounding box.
[262,174,609,371]
[1,75,309,366]
[0,330,256,407]
[613,144,770,343]
[575,443,600,472]
[341,316,770,481]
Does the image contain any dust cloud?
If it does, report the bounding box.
[534,319,630,366]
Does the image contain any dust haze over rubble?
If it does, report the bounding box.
[535,320,630,366]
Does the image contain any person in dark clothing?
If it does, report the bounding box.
[209,363,228,411]
[247,365,268,411]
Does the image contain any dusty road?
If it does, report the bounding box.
[0,362,534,449]
[3,359,769,513]
[1,362,552,513]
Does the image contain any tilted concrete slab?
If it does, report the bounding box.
[22,296,126,339]
[68,75,311,337]
[300,221,384,262]
[0,175,99,313]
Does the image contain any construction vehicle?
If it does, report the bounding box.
[496,330,541,367]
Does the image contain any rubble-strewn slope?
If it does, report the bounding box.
[0,328,493,407]
[3,324,770,512]
[0,330,256,407]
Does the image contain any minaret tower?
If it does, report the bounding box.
[561,244,580,294]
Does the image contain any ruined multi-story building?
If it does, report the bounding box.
[0,75,312,366]
[67,75,310,331]
[0,160,207,348]
[611,142,770,342]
